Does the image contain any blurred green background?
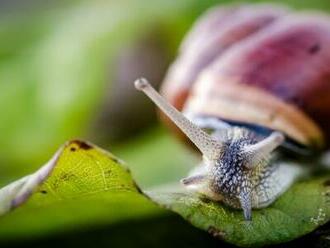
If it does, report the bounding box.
[1,0,330,247]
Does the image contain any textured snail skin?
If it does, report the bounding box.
[181,127,303,220]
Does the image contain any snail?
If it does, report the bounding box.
[135,3,330,221]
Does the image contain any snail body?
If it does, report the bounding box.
[136,4,330,220]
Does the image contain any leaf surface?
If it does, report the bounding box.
[148,175,330,247]
[0,140,163,241]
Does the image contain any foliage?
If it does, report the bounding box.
[0,139,329,247]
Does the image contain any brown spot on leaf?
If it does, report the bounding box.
[70,147,77,152]
[110,156,120,163]
[123,166,131,173]
[323,179,330,187]
[40,190,47,194]
[208,226,226,239]
[133,181,143,194]
[60,172,76,182]
[308,44,321,54]
[70,140,92,150]
[104,169,112,178]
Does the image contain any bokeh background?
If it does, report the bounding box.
[1,0,330,247]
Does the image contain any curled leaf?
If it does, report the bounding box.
[0,147,62,215]
[0,140,163,241]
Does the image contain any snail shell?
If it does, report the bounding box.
[162,4,288,109]
[162,4,330,151]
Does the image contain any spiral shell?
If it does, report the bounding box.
[162,4,330,149]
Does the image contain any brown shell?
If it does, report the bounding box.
[162,4,330,149]
[162,4,288,110]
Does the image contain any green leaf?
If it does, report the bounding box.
[0,140,164,241]
[1,137,330,247]
[113,128,198,188]
[148,175,330,247]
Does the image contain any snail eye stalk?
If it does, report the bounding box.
[135,78,223,160]
[243,132,285,169]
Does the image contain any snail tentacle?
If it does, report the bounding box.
[181,175,206,186]
[243,132,285,169]
[239,190,252,221]
[135,78,223,160]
